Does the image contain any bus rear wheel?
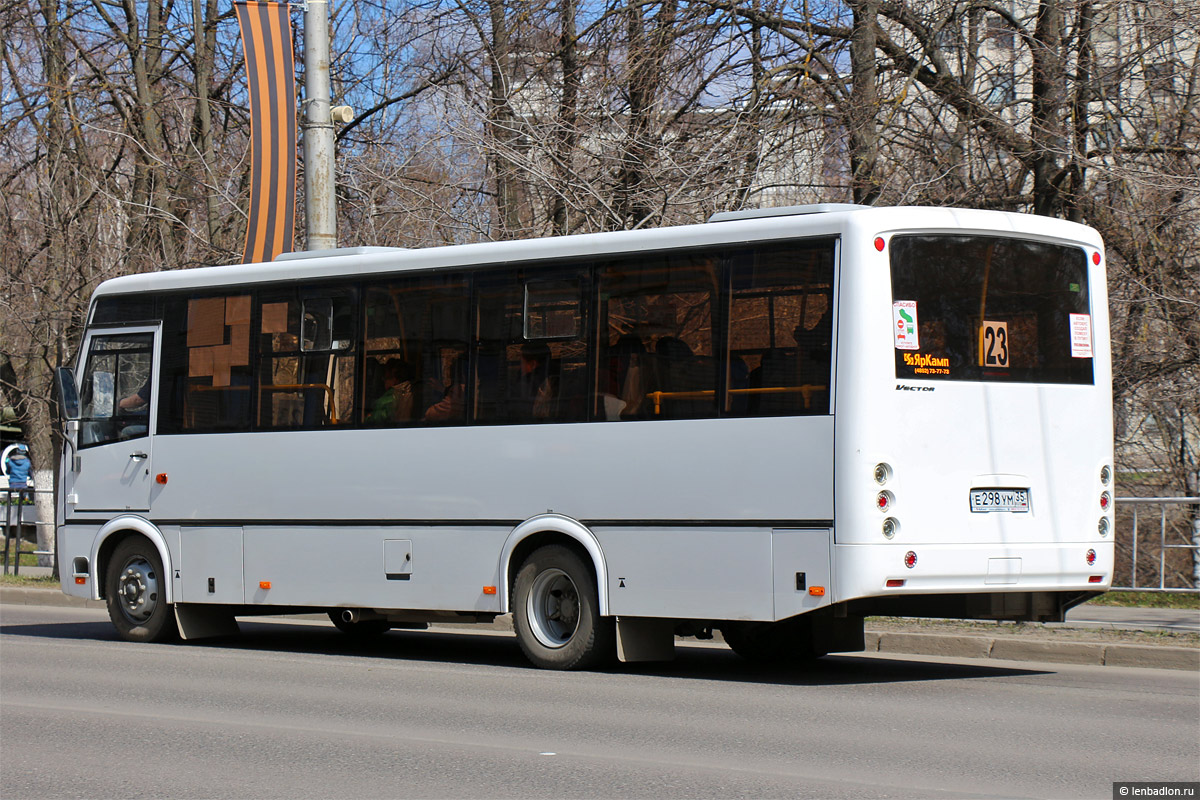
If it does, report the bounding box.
[720,618,825,664]
[513,545,613,670]
[105,537,179,643]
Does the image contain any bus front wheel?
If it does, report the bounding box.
[105,537,179,643]
[513,545,613,670]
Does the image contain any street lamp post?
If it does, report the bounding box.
[303,0,336,251]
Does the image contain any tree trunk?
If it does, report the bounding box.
[615,0,676,229]
[192,0,221,248]
[551,0,580,235]
[1030,0,1067,216]
[487,0,525,236]
[847,0,880,205]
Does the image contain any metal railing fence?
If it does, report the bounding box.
[1113,497,1200,593]
[2,488,54,575]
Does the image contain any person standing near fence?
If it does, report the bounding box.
[4,445,31,491]
[3,444,33,572]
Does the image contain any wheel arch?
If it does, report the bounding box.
[499,514,609,617]
[90,516,174,604]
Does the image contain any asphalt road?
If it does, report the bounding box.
[2,605,1197,800]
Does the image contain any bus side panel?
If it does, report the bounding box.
[771,528,832,619]
[597,528,773,621]
[240,526,506,612]
[145,418,833,526]
[179,526,244,604]
[58,523,101,599]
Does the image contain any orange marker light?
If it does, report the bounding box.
[259,581,271,590]
[482,586,497,595]
[75,576,87,585]
[155,473,168,485]
[808,586,826,597]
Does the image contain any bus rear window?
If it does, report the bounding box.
[890,235,1093,384]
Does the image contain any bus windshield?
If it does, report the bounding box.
[890,234,1093,384]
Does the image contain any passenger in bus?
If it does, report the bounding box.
[118,380,150,411]
[654,336,708,417]
[115,380,152,439]
[794,305,833,413]
[605,334,647,419]
[794,305,833,375]
[367,359,415,424]
[518,342,555,420]
[423,355,467,423]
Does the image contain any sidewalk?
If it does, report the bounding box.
[3,573,1196,671]
[1061,604,1199,634]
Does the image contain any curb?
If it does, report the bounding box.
[865,631,1199,672]
[1,586,107,610]
[4,586,1196,672]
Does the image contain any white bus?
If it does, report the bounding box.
[54,204,1114,669]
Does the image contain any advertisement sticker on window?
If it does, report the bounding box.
[893,301,919,350]
[1069,313,1093,358]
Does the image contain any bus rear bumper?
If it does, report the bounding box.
[834,540,1114,603]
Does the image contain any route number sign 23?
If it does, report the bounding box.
[979,320,1009,368]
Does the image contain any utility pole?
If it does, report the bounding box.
[303,0,336,251]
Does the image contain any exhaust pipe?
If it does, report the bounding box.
[341,609,361,624]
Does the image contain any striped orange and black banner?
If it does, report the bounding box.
[235,0,296,264]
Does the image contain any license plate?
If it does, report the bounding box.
[970,488,1030,513]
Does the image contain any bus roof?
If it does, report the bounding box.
[91,206,1101,299]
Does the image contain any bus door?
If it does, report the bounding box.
[68,327,159,512]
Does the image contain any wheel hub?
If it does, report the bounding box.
[527,568,581,648]
[117,558,159,623]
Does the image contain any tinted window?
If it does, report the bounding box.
[597,253,719,420]
[364,274,469,425]
[727,242,834,416]
[475,268,588,424]
[258,288,358,428]
[890,236,1093,384]
[132,235,841,435]
[92,295,158,325]
[158,294,253,433]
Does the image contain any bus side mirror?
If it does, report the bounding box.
[55,367,80,421]
[54,367,83,473]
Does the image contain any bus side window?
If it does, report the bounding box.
[474,268,587,425]
[596,254,718,420]
[258,290,357,428]
[77,333,155,447]
[159,295,253,433]
[365,275,471,426]
[727,241,835,417]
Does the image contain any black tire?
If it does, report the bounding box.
[512,545,614,670]
[327,611,391,637]
[721,618,825,664]
[105,537,178,643]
